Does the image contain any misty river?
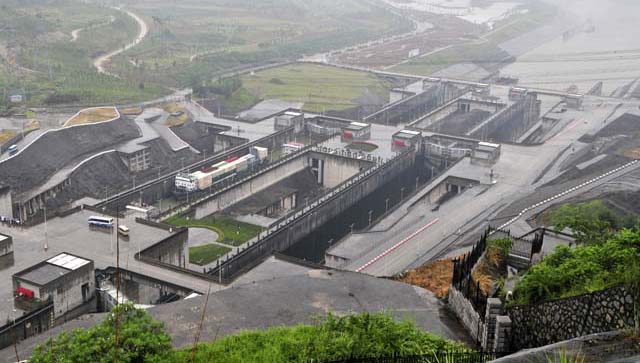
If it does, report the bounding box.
[503,0,640,95]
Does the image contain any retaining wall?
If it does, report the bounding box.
[507,285,637,350]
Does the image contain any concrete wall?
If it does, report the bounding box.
[0,302,53,350]
[364,83,464,125]
[194,157,307,219]
[308,152,370,188]
[0,234,13,270]
[469,93,541,143]
[139,228,188,268]
[211,150,416,281]
[43,263,95,319]
[100,267,198,305]
[411,97,504,131]
[0,188,11,217]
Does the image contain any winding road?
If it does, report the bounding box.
[70,15,116,42]
[93,8,148,76]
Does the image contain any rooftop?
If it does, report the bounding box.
[14,253,92,287]
[394,129,422,139]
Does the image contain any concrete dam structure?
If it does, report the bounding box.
[192,149,371,219]
[364,81,466,125]
[208,148,417,282]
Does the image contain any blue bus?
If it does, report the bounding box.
[88,216,114,228]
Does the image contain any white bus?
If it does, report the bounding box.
[88,216,114,228]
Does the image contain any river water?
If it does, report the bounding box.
[502,0,640,95]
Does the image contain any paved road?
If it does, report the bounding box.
[0,209,221,320]
[94,7,148,75]
[340,96,640,276]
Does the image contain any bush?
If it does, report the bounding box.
[30,309,465,363]
[30,303,172,363]
[174,312,466,363]
[546,201,637,244]
[512,227,640,305]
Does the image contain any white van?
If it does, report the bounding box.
[117,225,130,237]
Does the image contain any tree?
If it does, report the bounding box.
[30,304,172,363]
[547,201,620,244]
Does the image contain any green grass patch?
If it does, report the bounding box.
[189,244,232,266]
[218,87,260,114]
[346,141,378,152]
[233,63,391,113]
[165,215,262,246]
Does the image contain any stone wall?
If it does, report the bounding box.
[507,285,637,350]
[448,286,484,342]
[0,187,11,217]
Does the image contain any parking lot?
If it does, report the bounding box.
[0,209,218,320]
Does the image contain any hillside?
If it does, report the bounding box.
[0,0,166,107]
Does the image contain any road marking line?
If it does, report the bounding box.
[355,218,440,273]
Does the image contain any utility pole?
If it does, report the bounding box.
[368,210,373,227]
[385,198,389,213]
[43,206,48,252]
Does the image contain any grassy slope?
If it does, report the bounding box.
[111,0,409,87]
[224,63,392,113]
[0,0,167,106]
[390,1,556,76]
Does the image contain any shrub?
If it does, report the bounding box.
[512,227,640,305]
[30,303,172,363]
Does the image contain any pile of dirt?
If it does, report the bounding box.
[397,258,455,298]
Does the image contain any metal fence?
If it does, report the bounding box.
[314,351,502,363]
[452,230,490,319]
